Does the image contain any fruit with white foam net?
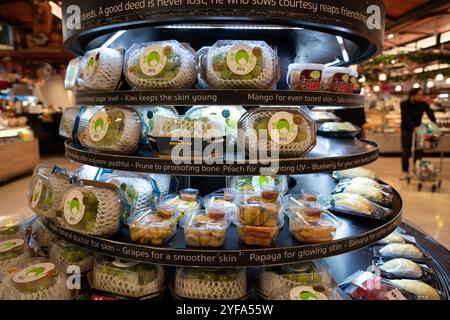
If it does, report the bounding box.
[49,240,93,273]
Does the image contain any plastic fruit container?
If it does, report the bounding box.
[182,210,230,247]
[238,107,316,158]
[0,215,25,241]
[64,57,81,91]
[238,197,280,227]
[160,191,202,221]
[228,175,288,194]
[48,240,93,273]
[0,238,29,273]
[59,107,80,138]
[127,206,179,245]
[287,63,324,91]
[125,40,197,89]
[237,220,282,247]
[321,67,351,93]
[200,40,280,89]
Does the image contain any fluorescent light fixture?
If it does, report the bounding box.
[388,33,394,39]
[101,30,126,48]
[417,36,437,49]
[391,59,396,64]
[324,59,341,67]
[446,78,450,85]
[359,76,366,83]
[159,24,300,30]
[374,85,380,92]
[413,83,420,89]
[379,73,387,81]
[435,73,444,81]
[336,36,349,62]
[395,85,402,92]
[440,30,450,43]
[49,1,62,20]
[426,80,434,88]
[414,67,423,74]
[438,93,449,99]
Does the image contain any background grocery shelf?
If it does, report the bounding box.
[75,90,365,107]
[65,138,379,176]
[41,173,402,267]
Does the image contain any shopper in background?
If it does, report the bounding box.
[400,88,437,180]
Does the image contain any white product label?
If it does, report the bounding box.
[289,286,328,300]
[13,263,55,284]
[88,110,109,142]
[82,51,98,80]
[149,222,166,228]
[205,223,222,230]
[226,44,259,75]
[139,44,170,76]
[63,190,86,225]
[112,258,139,268]
[252,176,275,193]
[386,289,407,300]
[268,112,299,145]
[0,239,24,253]
[30,179,43,208]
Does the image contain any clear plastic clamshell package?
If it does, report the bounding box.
[237,191,281,227]
[64,57,81,91]
[182,210,230,247]
[28,165,72,219]
[238,107,316,158]
[92,256,165,298]
[159,189,202,221]
[127,206,180,245]
[32,218,59,252]
[204,190,238,225]
[0,215,25,241]
[174,267,247,300]
[200,40,280,89]
[125,40,197,89]
[317,122,361,138]
[59,107,81,138]
[237,215,283,247]
[0,238,29,273]
[48,240,93,273]
[56,181,128,237]
[332,167,377,180]
[330,192,393,219]
[287,63,324,91]
[333,179,393,206]
[77,48,123,91]
[378,258,426,279]
[0,258,73,300]
[228,175,288,194]
[321,67,353,93]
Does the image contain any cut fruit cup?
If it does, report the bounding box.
[160,191,202,222]
[237,213,284,247]
[287,204,340,243]
[127,205,180,245]
[182,210,231,247]
[237,188,282,227]
[204,191,238,224]
[285,192,325,210]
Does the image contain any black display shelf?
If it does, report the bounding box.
[75,89,365,107]
[62,0,384,66]
[41,173,402,267]
[65,137,379,176]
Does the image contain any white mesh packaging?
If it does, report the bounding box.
[64,57,81,90]
[48,241,93,273]
[59,107,80,138]
[0,238,30,273]
[33,218,59,250]
[125,41,197,89]
[0,215,25,241]
[77,106,141,154]
[78,48,123,91]
[57,186,121,237]
[174,267,247,299]
[202,40,279,89]
[107,176,154,214]
[151,114,225,138]
[149,174,171,198]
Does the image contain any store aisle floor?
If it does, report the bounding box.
[1,156,449,249]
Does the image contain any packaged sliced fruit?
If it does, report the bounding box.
[32,218,59,253]
[285,192,325,210]
[125,40,197,89]
[93,255,165,298]
[127,206,179,245]
[0,215,25,241]
[373,258,434,281]
[204,191,238,224]
[174,267,247,300]
[340,271,417,300]
[349,69,359,93]
[59,107,81,138]
[390,279,441,300]
[159,189,202,221]
[48,240,92,273]
[0,238,30,273]
[29,165,72,219]
[378,230,416,245]
[238,106,316,158]
[78,48,123,91]
[56,180,129,237]
[341,177,393,193]
[310,111,340,123]
[329,192,393,219]
[268,285,349,300]
[237,195,281,227]
[287,63,324,91]
[258,261,334,298]
[322,67,352,93]
[0,257,73,300]
[287,205,339,243]
[182,210,230,247]
[332,167,377,180]
[333,180,393,206]
[228,175,288,194]
[237,213,283,247]
[317,121,361,138]
[64,57,81,91]
[185,105,246,147]
[374,243,428,262]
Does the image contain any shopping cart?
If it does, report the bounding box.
[407,123,443,192]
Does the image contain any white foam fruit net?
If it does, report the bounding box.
[0,252,29,273]
[108,177,153,214]
[125,41,197,89]
[59,107,80,138]
[205,41,278,89]
[79,48,123,91]
[34,219,59,249]
[48,245,93,274]
[94,265,165,298]
[149,174,171,198]
[174,269,247,300]
[31,175,71,219]
[239,109,315,157]
[77,107,141,154]
[57,187,121,237]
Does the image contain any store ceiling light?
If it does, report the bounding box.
[374,85,380,92]
[391,59,396,64]
[379,73,387,81]
[438,93,449,99]
[441,30,450,44]
[49,1,62,20]
[413,83,420,89]
[324,59,341,67]
[395,85,402,92]
[388,34,394,39]
[101,30,126,48]
[435,73,444,81]
[446,78,450,85]
[359,76,366,83]
[426,80,434,88]
[336,36,349,63]
[417,36,437,49]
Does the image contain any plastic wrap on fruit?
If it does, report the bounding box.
[182,210,230,248]
[379,258,423,279]
[379,244,424,259]
[287,63,324,91]
[0,238,29,273]
[49,240,93,273]
[174,267,247,299]
[332,167,377,180]
[77,106,142,154]
[322,67,352,93]
[201,40,280,89]
[238,107,316,158]
[159,189,202,221]
[204,191,237,224]
[29,165,72,219]
[32,218,59,252]
[229,175,288,194]
[78,48,123,91]
[0,258,73,300]
[0,215,25,241]
[151,114,225,138]
[127,206,179,245]
[56,182,123,237]
[390,279,440,300]
[125,40,197,89]
[64,57,81,91]
[59,107,81,138]
[93,256,165,298]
